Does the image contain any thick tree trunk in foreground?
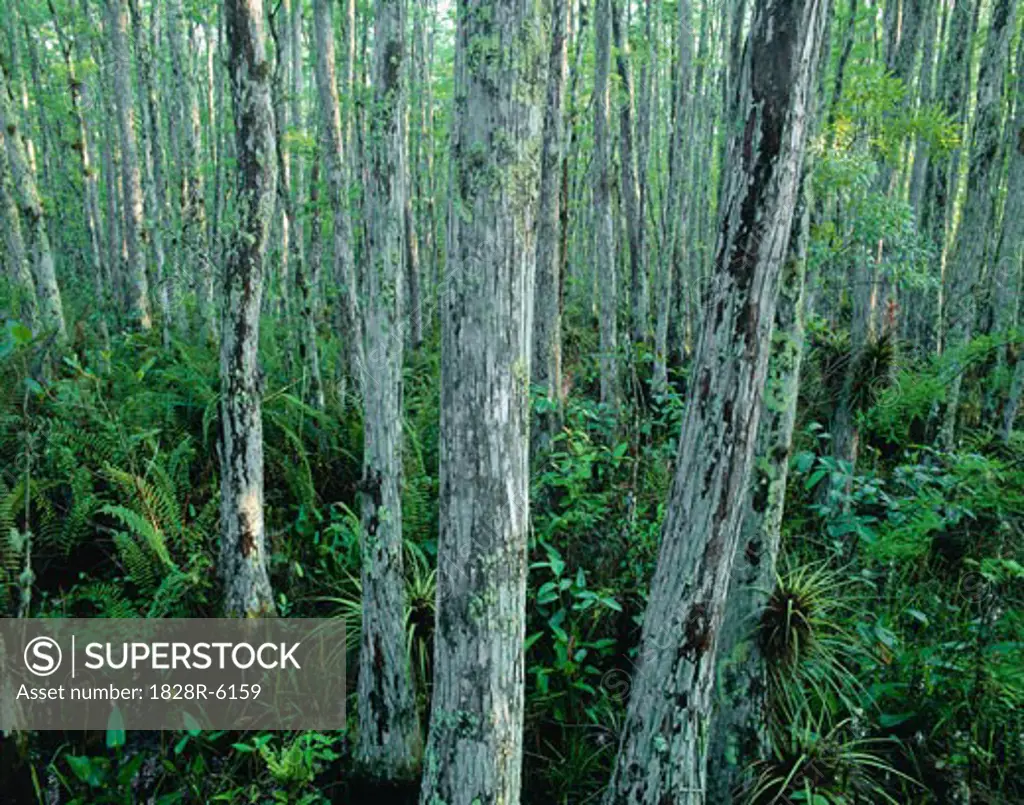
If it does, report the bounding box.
[940,0,1016,447]
[594,0,618,409]
[603,0,829,801]
[417,0,543,801]
[0,68,65,341]
[219,0,277,618]
[533,0,569,438]
[106,0,152,331]
[708,176,813,803]
[313,0,365,398]
[355,0,421,778]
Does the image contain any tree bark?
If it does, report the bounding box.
[356,0,421,778]
[603,0,829,800]
[219,0,277,618]
[594,0,618,409]
[0,131,36,327]
[417,0,543,800]
[613,0,648,345]
[0,67,65,341]
[313,0,365,399]
[653,0,693,394]
[106,0,152,331]
[708,172,813,803]
[940,0,1017,446]
[169,0,211,332]
[532,0,569,438]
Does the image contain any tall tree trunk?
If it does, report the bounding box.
[613,0,648,345]
[940,0,1017,447]
[594,0,618,409]
[128,0,172,344]
[169,0,211,332]
[106,0,152,331]
[313,0,365,400]
[0,68,66,341]
[0,133,37,326]
[603,0,829,800]
[653,0,693,394]
[986,33,1024,358]
[417,0,543,800]
[219,0,277,618]
[48,1,105,308]
[708,172,814,803]
[921,0,976,309]
[356,0,421,778]
[533,0,569,439]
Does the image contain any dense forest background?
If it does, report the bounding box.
[0,0,1023,802]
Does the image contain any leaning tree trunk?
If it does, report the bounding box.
[417,0,543,801]
[219,0,277,618]
[594,0,618,409]
[940,0,1017,447]
[355,0,421,779]
[707,173,814,803]
[106,0,152,331]
[603,0,830,801]
[532,0,569,443]
[0,68,65,341]
[313,0,365,400]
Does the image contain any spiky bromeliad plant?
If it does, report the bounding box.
[743,561,916,803]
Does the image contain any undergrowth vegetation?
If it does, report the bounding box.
[1,307,1021,804]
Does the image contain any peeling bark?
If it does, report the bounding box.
[219,0,277,619]
[417,0,543,801]
[603,0,829,800]
[105,0,151,331]
[356,0,422,778]
[313,0,365,399]
[0,67,65,341]
[940,0,1017,446]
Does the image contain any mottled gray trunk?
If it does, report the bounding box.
[219,0,278,618]
[169,0,211,331]
[402,104,423,350]
[355,0,421,778]
[603,0,829,801]
[0,133,36,326]
[128,0,171,344]
[708,175,813,804]
[940,0,1016,447]
[1002,350,1024,442]
[921,0,976,285]
[653,0,693,395]
[613,0,648,345]
[0,68,65,341]
[106,0,151,331]
[313,0,365,398]
[417,0,543,801]
[49,7,105,308]
[987,34,1024,354]
[533,0,569,436]
[594,0,618,409]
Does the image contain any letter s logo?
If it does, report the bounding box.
[24,636,62,677]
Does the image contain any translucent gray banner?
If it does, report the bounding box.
[0,619,346,731]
